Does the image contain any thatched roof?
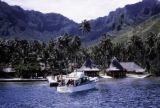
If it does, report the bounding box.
[107,57,124,71]
[78,58,99,71]
[120,62,145,73]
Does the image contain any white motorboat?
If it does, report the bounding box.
[57,71,96,93]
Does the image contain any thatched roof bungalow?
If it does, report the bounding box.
[106,57,126,78]
[78,58,100,77]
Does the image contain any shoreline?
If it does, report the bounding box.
[0,78,47,82]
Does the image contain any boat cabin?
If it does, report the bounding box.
[59,72,89,87]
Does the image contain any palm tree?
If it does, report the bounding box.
[113,43,126,61]
[80,19,91,46]
[80,19,91,35]
[99,35,113,68]
[91,45,103,66]
[155,33,160,62]
[129,35,144,63]
[69,36,81,61]
[145,32,156,61]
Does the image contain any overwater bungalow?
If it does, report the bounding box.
[78,58,100,77]
[106,57,126,78]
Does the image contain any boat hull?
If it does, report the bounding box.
[57,81,96,93]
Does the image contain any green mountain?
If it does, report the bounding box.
[112,14,160,43]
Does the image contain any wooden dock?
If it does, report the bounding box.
[0,78,47,82]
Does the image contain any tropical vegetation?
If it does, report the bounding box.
[0,30,160,78]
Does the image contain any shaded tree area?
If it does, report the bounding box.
[0,34,84,78]
[0,32,160,78]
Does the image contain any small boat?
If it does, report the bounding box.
[126,73,151,79]
[99,75,112,79]
[89,77,99,82]
[46,76,58,87]
[57,71,96,93]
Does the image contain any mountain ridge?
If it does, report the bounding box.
[0,0,160,43]
[112,13,160,43]
[0,1,79,41]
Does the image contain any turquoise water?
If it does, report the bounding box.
[0,78,160,108]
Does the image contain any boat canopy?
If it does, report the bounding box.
[2,68,16,73]
[67,71,85,79]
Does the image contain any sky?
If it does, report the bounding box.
[2,0,142,23]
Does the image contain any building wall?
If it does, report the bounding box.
[107,71,126,78]
[84,71,99,77]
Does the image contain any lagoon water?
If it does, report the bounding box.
[0,78,160,108]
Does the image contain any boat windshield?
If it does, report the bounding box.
[58,77,89,87]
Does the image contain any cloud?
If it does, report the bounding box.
[2,0,142,23]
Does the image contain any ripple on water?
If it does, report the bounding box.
[0,78,160,108]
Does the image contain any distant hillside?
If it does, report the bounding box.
[0,0,160,43]
[112,14,160,43]
[88,0,160,42]
[0,1,79,41]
